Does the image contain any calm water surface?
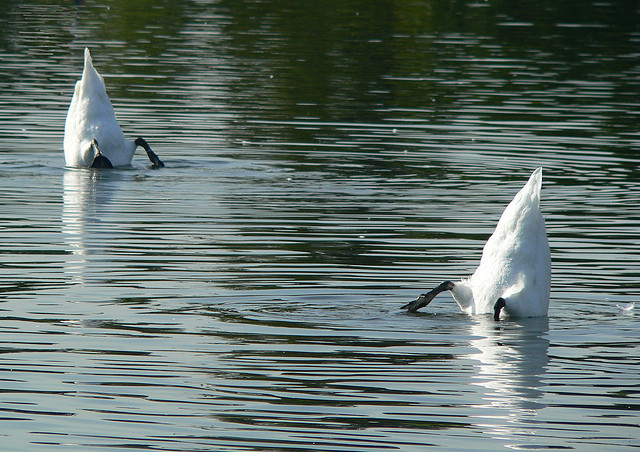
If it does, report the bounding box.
[0,1,639,450]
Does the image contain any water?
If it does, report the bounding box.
[1,1,639,450]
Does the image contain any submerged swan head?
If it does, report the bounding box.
[63,48,164,169]
[402,168,551,320]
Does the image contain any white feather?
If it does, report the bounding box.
[616,302,635,312]
[451,168,551,317]
[64,48,136,167]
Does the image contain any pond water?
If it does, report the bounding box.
[0,1,639,450]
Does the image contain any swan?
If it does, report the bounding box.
[401,167,550,320]
[64,48,164,169]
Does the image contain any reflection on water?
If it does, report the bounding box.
[468,317,549,444]
[62,169,122,282]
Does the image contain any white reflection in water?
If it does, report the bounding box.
[467,316,549,443]
[62,168,121,283]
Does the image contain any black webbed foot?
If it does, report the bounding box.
[493,298,506,321]
[401,281,454,312]
[89,139,113,168]
[135,137,165,169]
[91,154,114,168]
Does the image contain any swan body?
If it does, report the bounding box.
[402,167,550,319]
[64,48,163,169]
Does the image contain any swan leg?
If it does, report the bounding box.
[90,139,114,169]
[401,281,454,312]
[135,137,165,169]
[493,298,506,321]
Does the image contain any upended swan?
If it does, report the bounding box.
[402,167,550,320]
[64,48,164,169]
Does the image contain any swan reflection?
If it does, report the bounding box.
[62,168,122,283]
[467,316,549,443]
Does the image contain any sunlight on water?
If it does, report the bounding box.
[0,0,639,450]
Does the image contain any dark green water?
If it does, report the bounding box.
[0,1,638,450]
